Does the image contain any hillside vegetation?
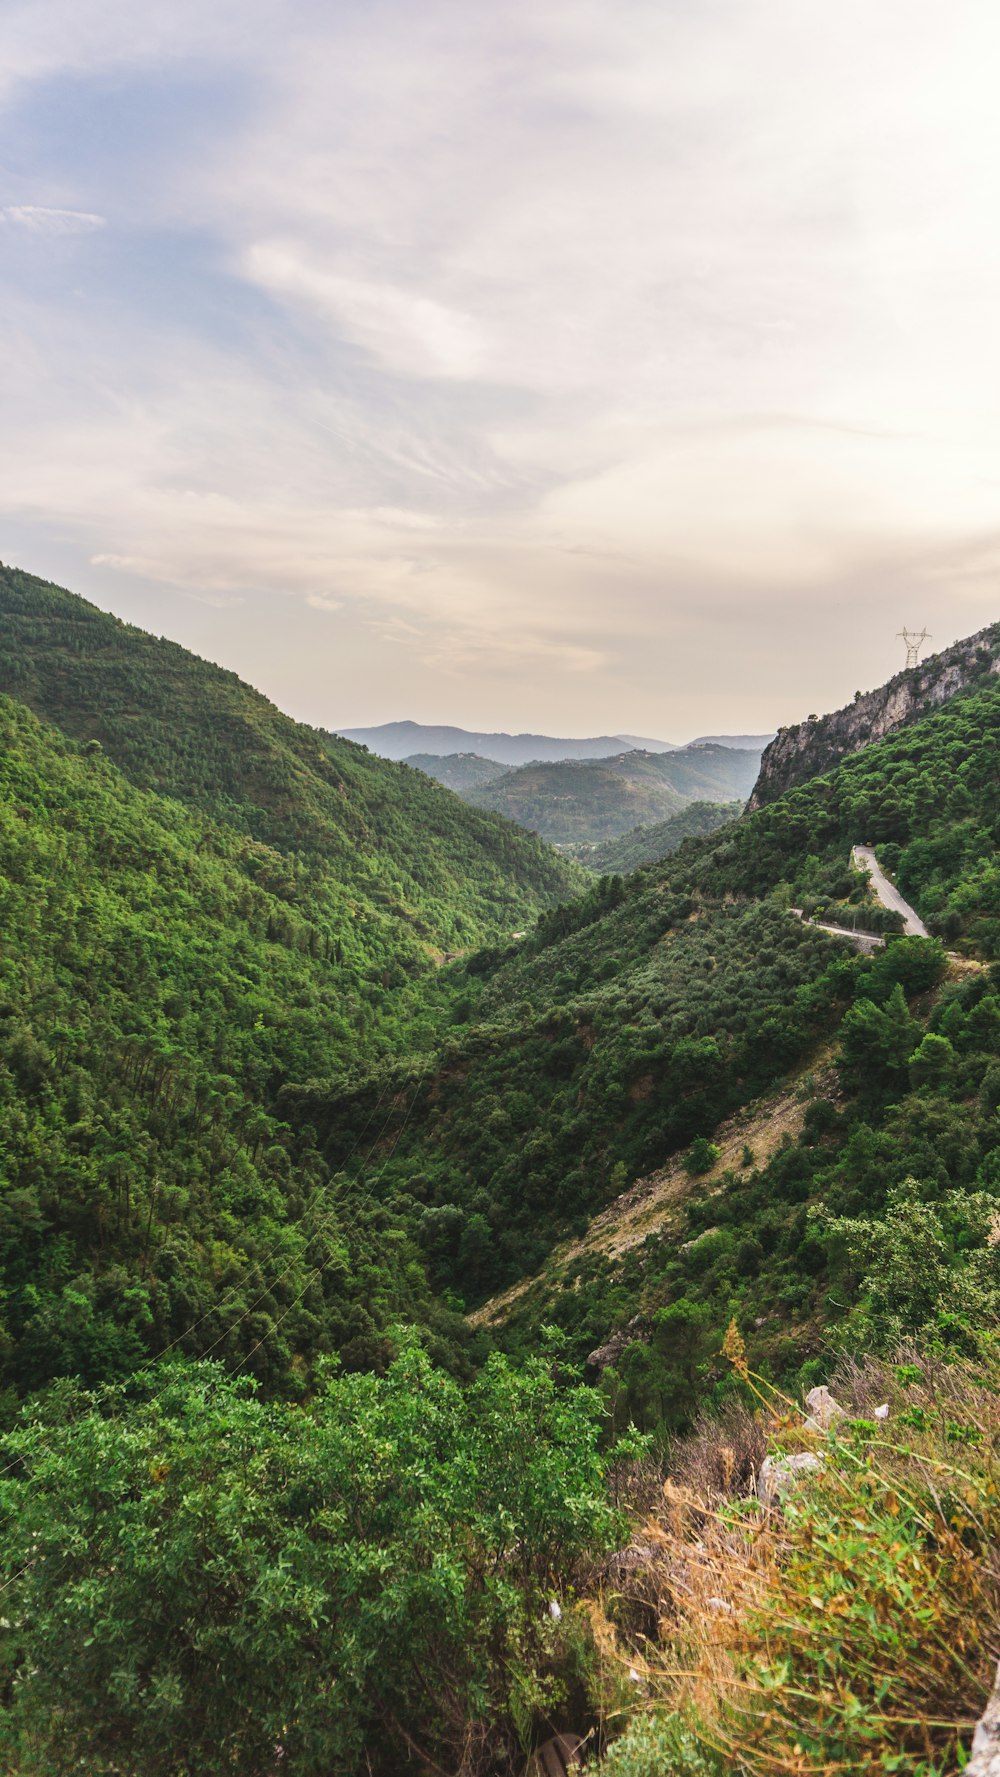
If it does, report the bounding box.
[404,751,509,791]
[462,746,760,843]
[573,799,742,871]
[0,568,583,1392]
[0,568,999,1775]
[0,565,579,941]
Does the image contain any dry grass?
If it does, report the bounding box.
[588,1348,1000,1775]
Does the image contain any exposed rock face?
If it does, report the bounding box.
[804,1385,847,1432]
[757,1451,823,1506]
[587,1316,647,1371]
[967,1658,1000,1776]
[748,623,1000,810]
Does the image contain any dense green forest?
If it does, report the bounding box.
[460,744,761,843]
[572,798,743,871]
[0,566,998,1775]
[0,565,579,939]
[403,751,510,790]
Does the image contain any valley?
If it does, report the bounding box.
[0,567,997,1776]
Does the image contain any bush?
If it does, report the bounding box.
[685,1137,722,1176]
[0,1344,627,1776]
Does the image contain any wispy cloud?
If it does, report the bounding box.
[1,204,105,234]
[2,1,1000,734]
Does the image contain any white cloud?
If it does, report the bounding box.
[1,205,105,234]
[4,0,1000,732]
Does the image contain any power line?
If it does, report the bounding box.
[897,626,931,668]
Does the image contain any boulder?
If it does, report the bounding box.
[587,1316,647,1371]
[967,1658,1000,1776]
[804,1385,846,1432]
[757,1451,823,1507]
[530,1732,584,1775]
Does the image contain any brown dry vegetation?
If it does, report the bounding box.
[587,1345,1000,1776]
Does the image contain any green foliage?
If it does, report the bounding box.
[463,751,759,845]
[286,897,848,1302]
[0,564,580,944]
[598,1713,722,1775]
[575,800,743,873]
[683,675,1000,956]
[0,692,474,1387]
[0,1344,624,1776]
[685,1137,722,1176]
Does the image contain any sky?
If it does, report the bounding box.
[2,0,1000,741]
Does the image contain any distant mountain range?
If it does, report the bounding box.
[339,720,676,764]
[339,719,775,766]
[690,732,775,751]
[461,746,762,845]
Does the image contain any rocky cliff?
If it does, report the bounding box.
[748,622,1000,809]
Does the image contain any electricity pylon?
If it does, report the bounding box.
[897,627,930,668]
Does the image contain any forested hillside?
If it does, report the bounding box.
[403,751,509,790]
[0,567,583,1393]
[0,692,471,1391]
[0,565,579,940]
[285,670,1000,1338]
[461,745,760,843]
[1,571,999,1776]
[574,798,742,871]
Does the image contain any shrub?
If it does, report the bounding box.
[0,1343,627,1776]
[685,1138,722,1176]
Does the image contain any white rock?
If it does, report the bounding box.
[875,1403,889,1420]
[967,1656,1000,1775]
[804,1385,847,1431]
[548,1599,562,1622]
[757,1451,823,1507]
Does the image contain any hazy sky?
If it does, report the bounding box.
[2,1,1000,740]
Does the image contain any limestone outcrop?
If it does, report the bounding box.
[748,623,1000,810]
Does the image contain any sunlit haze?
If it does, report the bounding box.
[3,0,1000,737]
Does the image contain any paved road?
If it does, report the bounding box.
[851,845,930,938]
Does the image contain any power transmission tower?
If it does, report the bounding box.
[897,627,931,668]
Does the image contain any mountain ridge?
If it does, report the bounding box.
[462,746,762,844]
[339,719,679,763]
[749,622,1000,809]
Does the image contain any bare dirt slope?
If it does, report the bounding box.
[469,1051,838,1330]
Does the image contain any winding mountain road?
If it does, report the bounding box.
[851,845,929,938]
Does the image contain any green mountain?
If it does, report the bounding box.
[1,572,999,1776]
[0,566,579,942]
[572,799,743,871]
[285,667,1000,1346]
[461,745,761,844]
[403,751,509,791]
[0,565,584,1391]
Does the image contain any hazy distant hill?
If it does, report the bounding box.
[339,719,677,764]
[462,746,761,844]
[690,732,776,750]
[404,752,509,791]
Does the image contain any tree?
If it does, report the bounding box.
[0,1344,626,1776]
